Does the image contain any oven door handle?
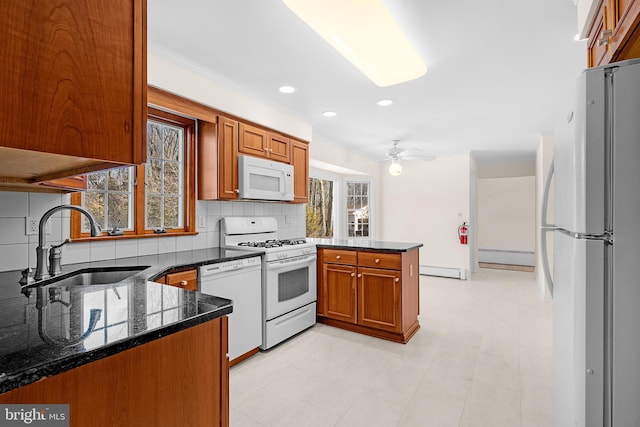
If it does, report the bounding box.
[267,256,316,271]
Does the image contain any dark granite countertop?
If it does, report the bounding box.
[308,238,423,252]
[0,248,264,394]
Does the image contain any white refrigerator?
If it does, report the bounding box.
[541,58,640,427]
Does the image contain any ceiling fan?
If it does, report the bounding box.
[382,140,434,176]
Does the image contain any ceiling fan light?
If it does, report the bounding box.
[389,161,402,176]
[282,0,426,87]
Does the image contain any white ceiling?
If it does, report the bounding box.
[148,0,586,166]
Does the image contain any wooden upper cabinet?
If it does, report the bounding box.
[587,0,640,66]
[218,116,240,200]
[290,139,309,203]
[239,123,268,158]
[588,0,614,66]
[238,123,291,162]
[267,132,291,163]
[0,0,147,191]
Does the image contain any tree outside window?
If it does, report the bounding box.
[307,177,334,238]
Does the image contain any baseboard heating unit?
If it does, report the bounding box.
[419,265,467,280]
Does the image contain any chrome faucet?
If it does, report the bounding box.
[35,205,101,281]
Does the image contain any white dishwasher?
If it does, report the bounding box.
[199,256,262,362]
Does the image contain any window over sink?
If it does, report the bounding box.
[71,107,196,239]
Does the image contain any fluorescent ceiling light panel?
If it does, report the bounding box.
[283,0,427,87]
[279,85,297,93]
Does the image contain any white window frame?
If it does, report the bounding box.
[344,177,374,240]
[308,168,375,240]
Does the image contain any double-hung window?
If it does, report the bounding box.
[71,107,196,238]
[346,180,371,238]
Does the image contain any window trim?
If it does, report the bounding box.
[344,178,373,240]
[71,107,196,240]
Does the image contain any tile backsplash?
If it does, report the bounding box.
[0,192,306,272]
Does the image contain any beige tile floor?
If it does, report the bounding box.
[230,268,553,427]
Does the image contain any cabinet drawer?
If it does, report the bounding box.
[165,269,198,291]
[322,249,357,265]
[358,252,401,270]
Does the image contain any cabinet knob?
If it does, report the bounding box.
[357,273,362,278]
[179,280,188,286]
[336,255,341,260]
[394,277,400,282]
[351,272,355,277]
[598,29,613,46]
[374,258,380,263]
[234,189,239,193]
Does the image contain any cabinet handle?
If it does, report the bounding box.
[374,258,380,263]
[357,273,362,278]
[336,255,341,260]
[179,280,188,286]
[394,277,400,282]
[598,29,613,46]
[351,272,355,277]
[234,189,239,193]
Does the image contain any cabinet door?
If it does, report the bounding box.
[323,263,358,323]
[165,269,198,291]
[1,0,146,164]
[290,139,309,203]
[198,121,218,200]
[218,116,239,200]
[588,0,614,67]
[239,123,268,158]
[267,132,290,163]
[357,267,402,332]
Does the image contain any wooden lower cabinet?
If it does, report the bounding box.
[317,248,420,343]
[358,267,402,333]
[324,263,357,323]
[160,268,198,291]
[0,318,230,427]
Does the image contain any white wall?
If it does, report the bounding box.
[379,154,472,274]
[477,176,536,251]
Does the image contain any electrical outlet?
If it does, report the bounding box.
[198,216,206,229]
[25,217,51,235]
[25,217,38,235]
[285,215,293,225]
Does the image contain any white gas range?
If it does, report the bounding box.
[220,217,317,349]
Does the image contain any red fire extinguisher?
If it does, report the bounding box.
[458,222,468,245]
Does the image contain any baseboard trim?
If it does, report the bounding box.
[419,265,466,280]
[479,262,535,272]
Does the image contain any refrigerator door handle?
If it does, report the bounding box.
[540,160,555,296]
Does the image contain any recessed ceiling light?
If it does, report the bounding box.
[322,111,337,117]
[377,99,393,106]
[279,85,296,94]
[282,0,427,87]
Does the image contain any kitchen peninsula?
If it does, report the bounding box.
[312,239,422,344]
[0,248,258,427]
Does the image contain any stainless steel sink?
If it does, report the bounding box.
[44,266,149,287]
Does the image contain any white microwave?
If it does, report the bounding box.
[238,155,294,201]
